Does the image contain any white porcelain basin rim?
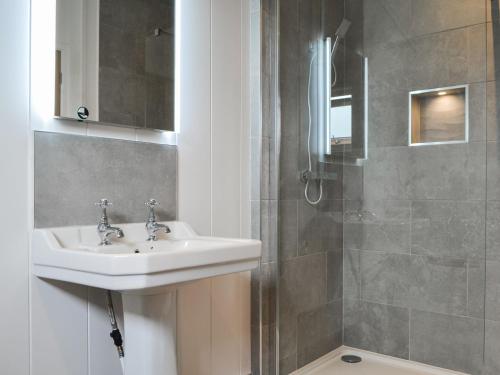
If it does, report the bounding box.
[32,221,262,291]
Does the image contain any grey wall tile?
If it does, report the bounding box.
[34,132,177,228]
[342,164,364,201]
[486,260,500,322]
[261,263,277,326]
[297,301,342,367]
[327,250,343,302]
[279,353,297,375]
[261,323,277,375]
[344,200,411,253]
[363,0,411,51]
[409,143,486,201]
[410,310,484,374]
[343,250,361,299]
[361,252,412,307]
[409,255,467,316]
[488,21,500,82]
[343,299,410,359]
[360,252,468,315]
[409,0,486,38]
[298,200,342,255]
[409,23,486,89]
[487,201,500,260]
[280,136,301,200]
[467,259,485,319]
[362,147,411,201]
[279,253,327,317]
[279,200,299,260]
[487,141,500,201]
[485,319,500,375]
[261,200,278,263]
[468,82,487,142]
[279,316,297,367]
[487,80,500,141]
[411,200,486,259]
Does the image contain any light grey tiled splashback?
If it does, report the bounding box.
[34,131,177,228]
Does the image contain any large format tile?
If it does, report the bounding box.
[485,319,500,375]
[280,136,301,200]
[344,200,411,253]
[487,201,500,260]
[343,249,361,299]
[298,199,342,255]
[409,142,486,201]
[409,23,486,89]
[487,21,500,82]
[411,200,486,259]
[343,299,410,359]
[487,80,500,141]
[360,252,467,315]
[486,260,500,322]
[261,200,278,263]
[409,255,467,316]
[363,0,411,51]
[487,141,500,200]
[360,252,412,307]
[409,0,486,38]
[362,147,411,201]
[296,301,342,368]
[34,132,177,227]
[410,310,484,375]
[279,200,299,260]
[327,250,343,302]
[279,253,327,318]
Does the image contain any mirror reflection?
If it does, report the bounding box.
[55,0,175,131]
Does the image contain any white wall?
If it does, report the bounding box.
[0,1,30,375]
[0,1,253,375]
[177,0,252,374]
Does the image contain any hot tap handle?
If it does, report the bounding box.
[145,199,159,208]
[95,199,112,209]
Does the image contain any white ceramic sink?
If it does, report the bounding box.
[32,221,261,375]
[32,221,261,291]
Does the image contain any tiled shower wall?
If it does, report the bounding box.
[259,1,500,375]
[278,0,345,373]
[342,1,500,375]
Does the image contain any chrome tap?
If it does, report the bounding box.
[95,199,124,245]
[145,199,170,241]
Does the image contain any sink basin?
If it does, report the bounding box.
[32,221,261,375]
[32,221,261,291]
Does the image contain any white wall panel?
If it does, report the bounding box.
[0,1,30,374]
[177,0,253,373]
[211,0,243,238]
[30,279,88,375]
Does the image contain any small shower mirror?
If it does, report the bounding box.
[54,0,175,131]
[330,94,352,146]
[321,35,367,163]
[409,85,468,146]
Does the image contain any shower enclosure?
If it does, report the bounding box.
[253,0,500,374]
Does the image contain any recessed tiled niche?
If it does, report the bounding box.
[409,85,469,146]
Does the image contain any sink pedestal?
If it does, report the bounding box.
[122,290,178,375]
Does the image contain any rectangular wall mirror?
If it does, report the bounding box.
[55,0,175,131]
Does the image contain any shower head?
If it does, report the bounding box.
[331,19,351,59]
[335,19,351,39]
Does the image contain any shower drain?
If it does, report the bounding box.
[341,355,362,364]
